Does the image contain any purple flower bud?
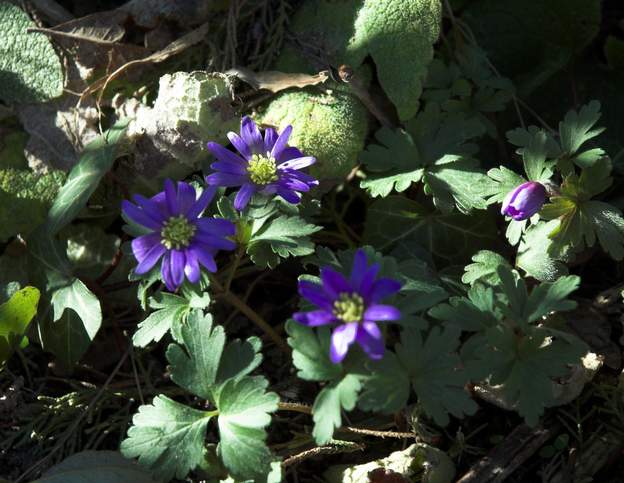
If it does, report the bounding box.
[501,181,547,221]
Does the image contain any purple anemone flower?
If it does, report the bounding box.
[293,249,402,364]
[501,181,547,221]
[122,180,236,291]
[206,116,318,211]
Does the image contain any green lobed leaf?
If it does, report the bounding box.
[485,165,526,205]
[516,220,570,282]
[496,265,578,327]
[34,451,156,483]
[166,311,224,400]
[0,286,40,366]
[120,395,212,482]
[473,326,586,426]
[429,284,500,332]
[216,336,263,385]
[358,351,410,414]
[422,46,515,137]
[248,215,321,268]
[541,158,624,259]
[359,126,423,198]
[133,293,191,348]
[286,320,341,381]
[312,374,362,445]
[0,2,64,103]
[361,106,491,210]
[462,250,512,286]
[396,327,477,425]
[524,275,579,323]
[28,233,102,368]
[558,101,605,165]
[216,376,279,479]
[219,195,321,269]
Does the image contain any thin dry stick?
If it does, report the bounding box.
[341,426,418,440]
[210,275,290,354]
[16,349,130,482]
[282,441,365,468]
[277,403,419,439]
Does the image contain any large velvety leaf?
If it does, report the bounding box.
[349,0,442,119]
[0,2,63,103]
[0,286,39,365]
[120,395,212,482]
[364,195,499,264]
[284,0,440,120]
[216,376,279,480]
[0,168,65,242]
[462,0,601,95]
[45,120,128,236]
[34,451,156,483]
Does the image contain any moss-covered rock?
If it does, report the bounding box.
[258,87,368,183]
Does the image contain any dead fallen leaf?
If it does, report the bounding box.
[17,96,100,172]
[118,0,226,29]
[84,22,211,102]
[226,66,330,93]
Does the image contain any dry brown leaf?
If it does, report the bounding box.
[118,0,225,29]
[226,67,330,93]
[84,22,210,101]
[17,97,99,172]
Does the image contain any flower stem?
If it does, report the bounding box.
[224,245,244,294]
[210,275,290,354]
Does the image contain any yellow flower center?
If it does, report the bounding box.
[247,154,278,185]
[333,292,365,323]
[160,215,196,249]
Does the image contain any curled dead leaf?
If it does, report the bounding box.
[226,67,330,93]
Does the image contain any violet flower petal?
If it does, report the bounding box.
[293,310,335,327]
[363,304,401,322]
[240,116,264,153]
[234,183,256,210]
[227,131,251,159]
[330,323,358,364]
[356,322,384,360]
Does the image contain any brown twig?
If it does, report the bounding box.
[210,275,290,354]
[277,403,419,439]
[282,441,365,468]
